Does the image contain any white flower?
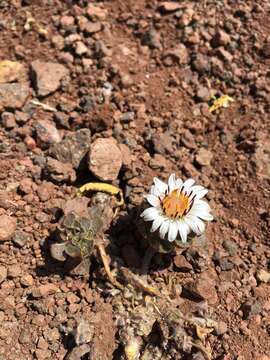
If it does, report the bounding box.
[140,174,213,243]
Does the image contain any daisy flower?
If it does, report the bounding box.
[140,174,213,243]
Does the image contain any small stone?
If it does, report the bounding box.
[66,292,80,304]
[13,230,29,247]
[214,321,228,335]
[241,300,261,320]
[35,349,51,360]
[256,269,270,283]
[36,181,54,202]
[211,29,231,47]
[51,34,65,50]
[196,86,211,102]
[32,284,58,298]
[0,215,17,242]
[65,344,90,360]
[159,1,181,12]
[120,73,134,88]
[62,197,89,217]
[262,43,270,58]
[152,132,173,155]
[0,83,30,110]
[30,60,69,97]
[217,47,233,62]
[1,112,16,129]
[49,129,91,169]
[192,55,211,74]
[46,157,76,183]
[163,44,189,66]
[142,29,162,50]
[223,239,238,256]
[88,138,122,181]
[174,255,193,271]
[0,265,7,283]
[184,271,218,305]
[0,60,26,83]
[178,7,194,26]
[195,148,213,166]
[181,130,196,149]
[19,178,33,194]
[60,15,75,29]
[35,119,61,148]
[7,264,22,278]
[15,110,30,124]
[37,336,48,350]
[75,41,89,56]
[24,136,36,150]
[20,274,34,287]
[74,319,94,345]
[78,18,102,34]
[54,111,70,129]
[86,5,108,20]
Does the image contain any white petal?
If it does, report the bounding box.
[192,199,211,213]
[190,207,213,221]
[189,185,205,193]
[178,220,189,243]
[146,194,160,207]
[168,221,178,242]
[159,220,170,239]
[195,189,208,199]
[153,177,167,194]
[168,174,176,191]
[140,207,159,221]
[185,215,205,234]
[184,216,201,235]
[150,215,163,232]
[175,178,183,188]
[183,178,196,191]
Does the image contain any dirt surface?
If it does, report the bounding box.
[0,0,270,359]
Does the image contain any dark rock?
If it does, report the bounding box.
[142,29,162,50]
[45,157,76,183]
[50,129,91,169]
[192,55,211,75]
[13,231,30,247]
[261,43,270,58]
[241,300,261,320]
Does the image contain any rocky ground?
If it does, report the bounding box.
[0,0,269,359]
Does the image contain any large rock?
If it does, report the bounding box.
[0,83,30,110]
[30,60,69,96]
[88,138,122,181]
[49,129,91,169]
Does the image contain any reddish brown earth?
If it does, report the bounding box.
[0,1,269,359]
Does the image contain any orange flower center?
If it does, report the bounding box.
[161,189,190,218]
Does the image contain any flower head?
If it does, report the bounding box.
[140,174,213,243]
